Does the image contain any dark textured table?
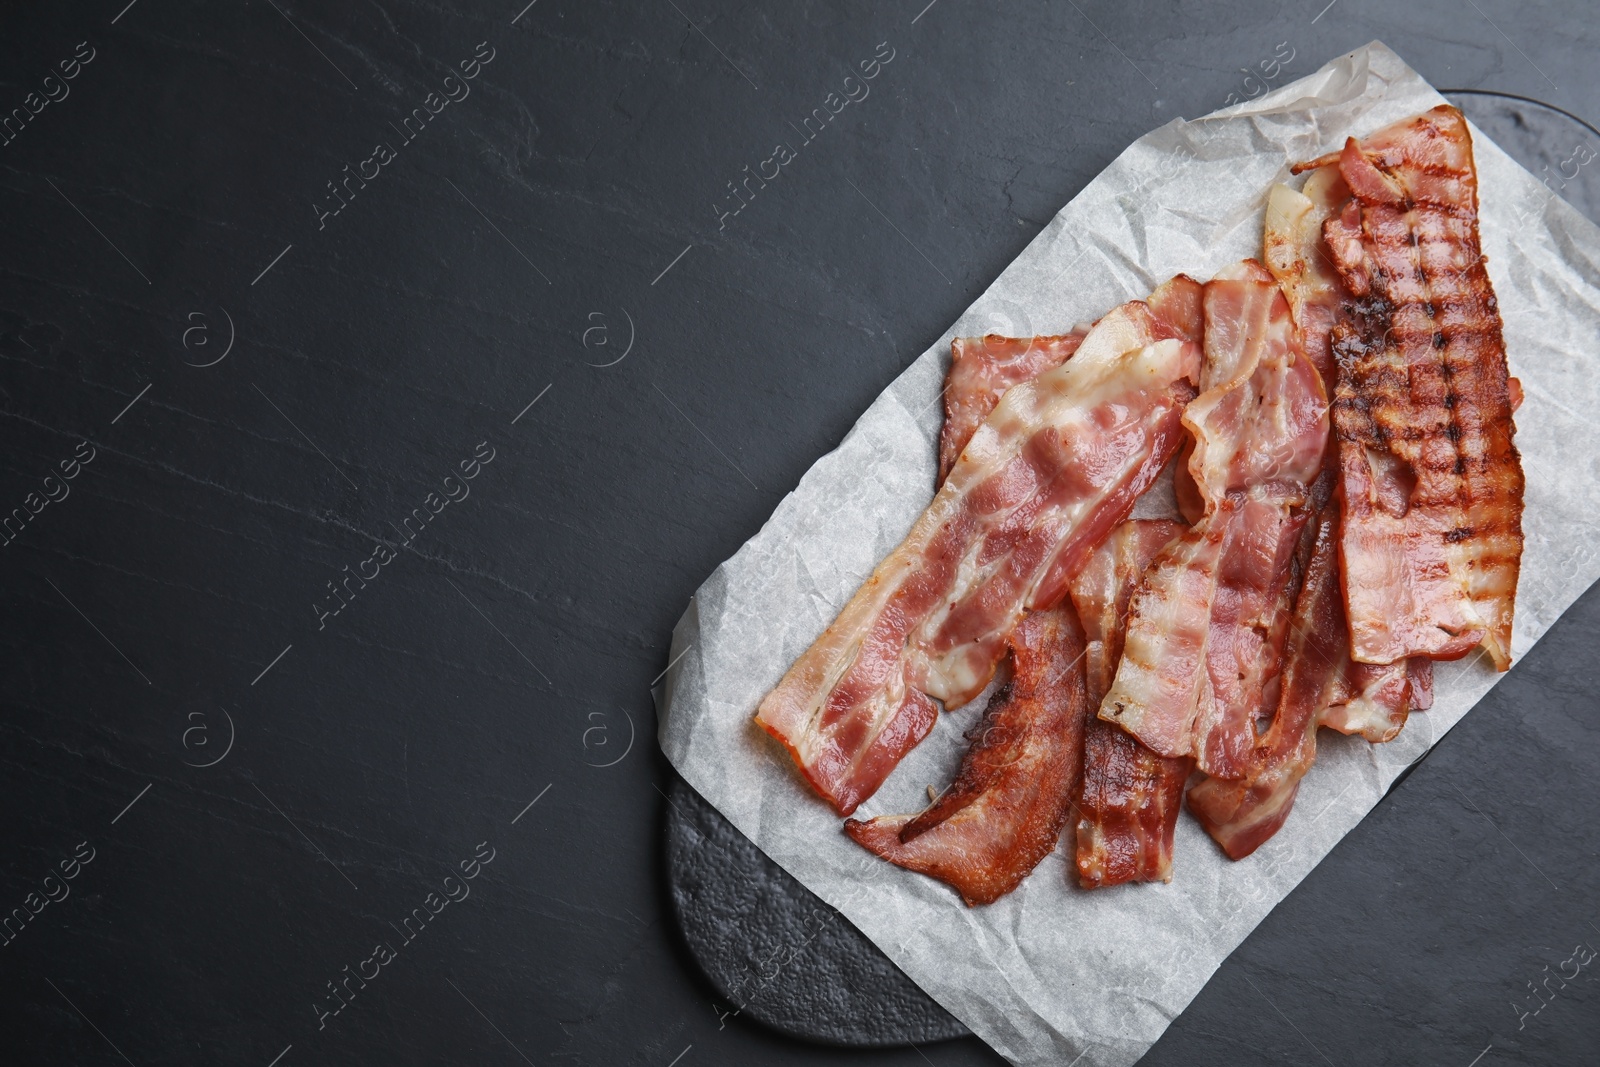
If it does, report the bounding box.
[3,3,1598,1066]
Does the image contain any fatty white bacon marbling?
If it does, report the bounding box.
[1100,262,1328,781]
[756,278,1203,816]
[1300,104,1524,670]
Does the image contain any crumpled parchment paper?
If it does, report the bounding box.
[655,42,1600,1067]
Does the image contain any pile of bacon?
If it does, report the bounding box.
[755,105,1526,905]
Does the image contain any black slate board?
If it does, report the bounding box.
[666,775,968,1045]
[662,88,1600,1048]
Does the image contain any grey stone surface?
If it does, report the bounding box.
[0,2,1595,1065]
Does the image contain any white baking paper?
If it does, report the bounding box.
[655,42,1600,1067]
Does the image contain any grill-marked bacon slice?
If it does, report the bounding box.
[940,333,1086,485]
[1188,163,1445,861]
[1296,105,1524,670]
[1068,520,1191,887]
[1100,263,1328,780]
[1267,170,1438,727]
[756,279,1204,815]
[843,607,1090,906]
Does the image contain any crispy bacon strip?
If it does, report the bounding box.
[1100,263,1328,780]
[843,607,1090,906]
[1068,520,1191,887]
[1266,169,1437,726]
[936,336,1188,889]
[940,333,1086,485]
[1297,105,1524,670]
[1187,500,1337,859]
[1187,492,1431,859]
[1188,162,1446,860]
[756,278,1204,815]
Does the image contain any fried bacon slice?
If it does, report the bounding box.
[1267,170,1439,725]
[843,607,1090,906]
[1263,164,1350,386]
[1187,472,1426,858]
[1187,514,1437,856]
[1323,654,1434,740]
[1187,162,1449,860]
[1068,520,1191,887]
[934,330,1195,887]
[1296,105,1524,670]
[935,335,1188,890]
[756,278,1204,815]
[939,333,1086,485]
[1187,498,1337,859]
[1100,263,1328,780]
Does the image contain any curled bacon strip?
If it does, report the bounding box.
[1298,105,1524,670]
[940,333,1086,485]
[1263,164,1350,386]
[1187,491,1338,858]
[1100,263,1328,780]
[1189,163,1443,859]
[843,607,1090,906]
[1068,520,1191,887]
[1187,484,1432,859]
[756,279,1203,815]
